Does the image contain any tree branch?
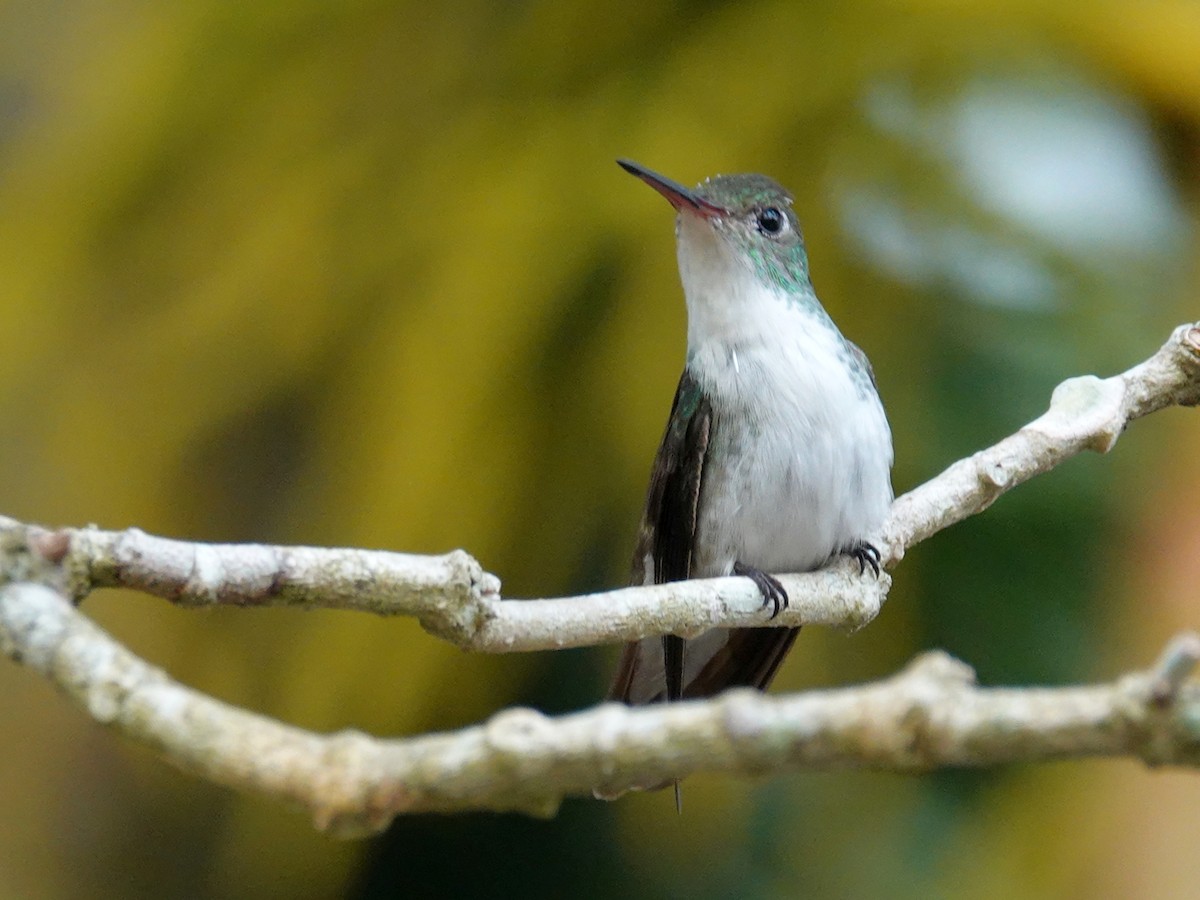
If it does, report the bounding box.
[2,323,1197,650]
[883,322,1200,559]
[0,322,1198,831]
[2,581,1198,831]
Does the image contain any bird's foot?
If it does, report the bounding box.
[845,541,881,577]
[733,561,788,619]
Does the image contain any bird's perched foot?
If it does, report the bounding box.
[845,541,881,577]
[733,561,788,619]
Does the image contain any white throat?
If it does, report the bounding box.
[675,212,816,358]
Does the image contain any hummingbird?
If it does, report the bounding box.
[602,160,893,803]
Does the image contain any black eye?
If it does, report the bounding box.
[757,207,785,235]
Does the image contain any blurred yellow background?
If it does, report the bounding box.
[0,1,1197,898]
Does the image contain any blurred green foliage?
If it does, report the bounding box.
[0,1,1197,898]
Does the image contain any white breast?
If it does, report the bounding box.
[677,218,893,578]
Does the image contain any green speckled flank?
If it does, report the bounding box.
[840,341,877,398]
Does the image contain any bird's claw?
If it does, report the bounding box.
[733,561,789,619]
[847,542,881,578]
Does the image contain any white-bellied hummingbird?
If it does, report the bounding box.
[601,160,893,807]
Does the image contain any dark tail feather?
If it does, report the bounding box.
[663,634,685,701]
[663,634,685,812]
[607,626,801,706]
[601,627,800,803]
[682,626,801,698]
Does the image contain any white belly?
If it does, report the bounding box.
[689,322,893,578]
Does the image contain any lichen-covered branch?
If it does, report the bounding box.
[2,323,1197,651]
[0,323,1198,831]
[2,581,1198,832]
[0,516,887,650]
[883,322,1200,561]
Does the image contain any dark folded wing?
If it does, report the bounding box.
[607,369,710,705]
[606,367,803,706]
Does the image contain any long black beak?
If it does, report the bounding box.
[617,159,727,218]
